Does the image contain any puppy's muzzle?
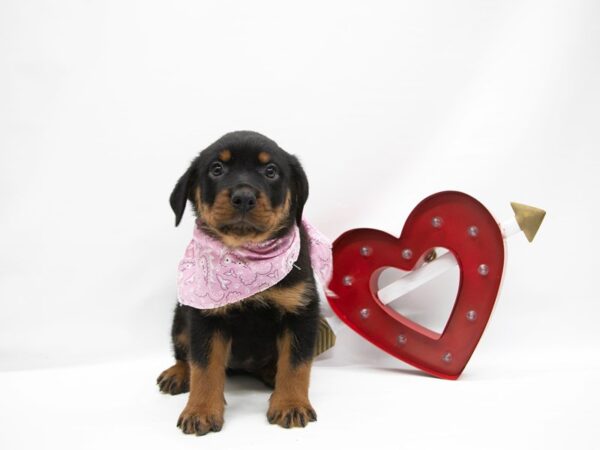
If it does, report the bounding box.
[230,186,257,213]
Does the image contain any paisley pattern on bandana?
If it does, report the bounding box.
[177,219,332,310]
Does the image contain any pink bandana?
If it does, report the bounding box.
[177,219,332,310]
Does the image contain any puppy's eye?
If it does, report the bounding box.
[209,162,225,177]
[264,163,278,179]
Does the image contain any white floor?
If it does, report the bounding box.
[2,346,598,450]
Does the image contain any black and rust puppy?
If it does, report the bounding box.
[157,131,320,435]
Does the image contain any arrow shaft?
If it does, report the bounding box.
[377,216,519,304]
[499,217,521,238]
[378,250,455,304]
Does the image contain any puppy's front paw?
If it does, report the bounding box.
[267,398,317,428]
[157,362,189,395]
[177,405,224,436]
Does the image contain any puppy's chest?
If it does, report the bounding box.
[224,301,281,367]
[219,285,309,354]
[250,284,309,313]
[210,281,310,316]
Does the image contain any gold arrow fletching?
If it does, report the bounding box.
[510,202,546,242]
[314,316,336,356]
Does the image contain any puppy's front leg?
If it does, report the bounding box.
[267,328,318,428]
[178,316,230,436]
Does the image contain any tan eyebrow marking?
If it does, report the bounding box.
[218,149,231,162]
[258,151,271,164]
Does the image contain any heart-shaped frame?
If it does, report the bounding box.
[326,191,505,379]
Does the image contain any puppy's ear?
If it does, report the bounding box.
[289,155,309,225]
[169,164,195,227]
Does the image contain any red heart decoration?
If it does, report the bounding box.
[326,191,505,379]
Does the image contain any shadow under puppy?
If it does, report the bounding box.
[157,131,331,436]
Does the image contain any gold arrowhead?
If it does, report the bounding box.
[510,202,546,242]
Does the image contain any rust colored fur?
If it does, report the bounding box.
[218,149,232,162]
[258,151,271,163]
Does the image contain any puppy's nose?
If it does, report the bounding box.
[230,187,257,213]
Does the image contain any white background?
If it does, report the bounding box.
[1,0,599,449]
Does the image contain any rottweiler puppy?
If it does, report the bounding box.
[157,131,320,435]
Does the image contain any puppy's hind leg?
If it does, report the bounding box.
[157,305,190,395]
[256,360,277,389]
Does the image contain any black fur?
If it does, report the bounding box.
[167,131,319,385]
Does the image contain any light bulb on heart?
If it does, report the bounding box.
[320,191,545,380]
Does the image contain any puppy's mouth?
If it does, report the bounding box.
[217,216,267,236]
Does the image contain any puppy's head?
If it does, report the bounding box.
[170,131,308,247]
